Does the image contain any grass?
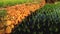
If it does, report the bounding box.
[0,0,41,7]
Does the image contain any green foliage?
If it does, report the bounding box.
[0,0,41,7]
[0,10,7,17]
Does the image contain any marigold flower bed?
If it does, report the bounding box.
[0,0,45,34]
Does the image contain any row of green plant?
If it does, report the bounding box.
[0,0,41,7]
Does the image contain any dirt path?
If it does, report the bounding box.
[0,0,45,34]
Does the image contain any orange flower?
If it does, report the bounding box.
[3,0,46,34]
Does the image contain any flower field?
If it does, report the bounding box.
[0,0,60,34]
